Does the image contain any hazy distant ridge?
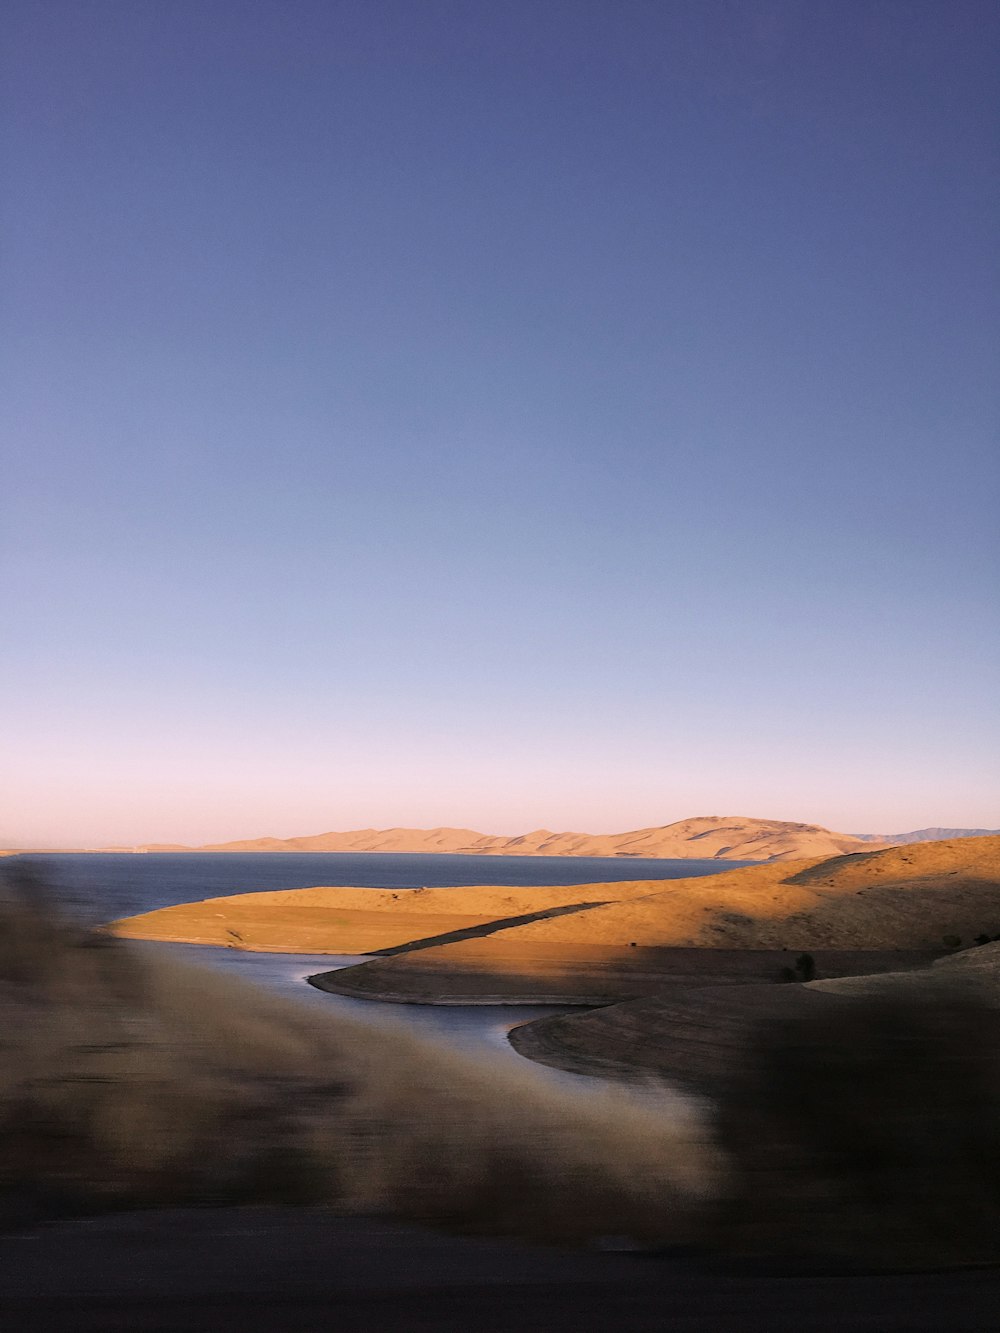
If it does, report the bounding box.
[188,816,903,864]
[853,827,1000,845]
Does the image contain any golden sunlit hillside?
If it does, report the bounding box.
[300,835,996,1009]
[109,880,650,953]
[439,835,1000,952]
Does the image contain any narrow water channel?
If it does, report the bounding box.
[141,941,597,1086]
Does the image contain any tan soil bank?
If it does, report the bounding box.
[311,942,935,1005]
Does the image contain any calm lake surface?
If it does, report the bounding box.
[5,851,752,1087]
[5,851,755,924]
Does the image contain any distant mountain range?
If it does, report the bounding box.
[852,828,1000,845]
[132,816,999,864]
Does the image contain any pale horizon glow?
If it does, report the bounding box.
[3,2,998,849]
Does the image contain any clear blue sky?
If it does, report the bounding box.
[3,0,998,846]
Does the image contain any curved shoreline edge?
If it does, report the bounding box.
[306,970,604,1007]
[507,1016,633,1081]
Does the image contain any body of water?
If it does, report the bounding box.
[4,850,751,1088]
[136,940,591,1082]
[4,850,755,924]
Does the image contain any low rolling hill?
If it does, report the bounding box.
[189,815,887,862]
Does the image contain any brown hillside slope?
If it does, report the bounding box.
[113,836,1000,958]
[508,938,1000,1093]
[307,837,1000,1006]
[199,827,492,854]
[193,816,879,862]
[313,942,935,1006]
[109,881,652,953]
[454,836,1000,952]
[509,986,838,1087]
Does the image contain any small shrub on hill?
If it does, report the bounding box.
[778,953,816,983]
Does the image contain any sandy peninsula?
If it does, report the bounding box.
[109,880,653,953]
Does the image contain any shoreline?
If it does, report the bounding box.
[508,1016,638,1081]
[306,970,606,1007]
[304,943,939,1003]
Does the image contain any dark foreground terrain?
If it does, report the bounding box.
[2,1209,1000,1332]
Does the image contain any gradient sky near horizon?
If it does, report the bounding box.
[3,0,998,847]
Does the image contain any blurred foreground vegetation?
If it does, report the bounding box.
[0,866,718,1245]
[4,865,1000,1266]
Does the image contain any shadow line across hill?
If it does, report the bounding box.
[367,899,612,957]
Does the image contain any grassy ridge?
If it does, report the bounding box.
[108,881,645,953]
[111,837,1000,964]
